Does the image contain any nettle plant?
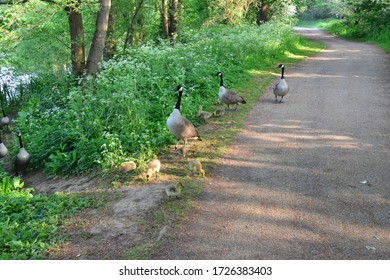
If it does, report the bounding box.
[15,22,298,176]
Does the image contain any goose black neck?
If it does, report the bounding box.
[281,67,285,79]
[2,109,5,117]
[219,74,224,86]
[175,89,183,110]
[18,134,24,148]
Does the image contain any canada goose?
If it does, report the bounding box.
[212,107,225,117]
[189,159,205,177]
[166,85,202,150]
[15,132,31,175]
[216,72,246,110]
[146,158,161,180]
[119,161,137,173]
[0,109,10,130]
[165,182,184,198]
[196,106,213,122]
[0,131,8,158]
[273,64,289,103]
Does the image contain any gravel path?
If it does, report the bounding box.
[154,28,390,260]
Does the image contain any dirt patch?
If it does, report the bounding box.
[43,181,167,260]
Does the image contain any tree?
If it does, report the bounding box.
[103,11,117,60]
[161,0,179,43]
[1,0,111,77]
[64,0,86,77]
[86,0,111,75]
[123,0,144,51]
[256,1,270,25]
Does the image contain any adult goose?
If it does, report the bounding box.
[0,108,10,130]
[15,132,31,175]
[273,64,289,103]
[0,131,8,158]
[166,85,202,150]
[216,72,246,110]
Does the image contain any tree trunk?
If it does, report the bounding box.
[168,0,178,42]
[86,0,112,76]
[103,11,117,61]
[256,2,269,26]
[161,0,169,38]
[123,0,144,51]
[65,1,86,77]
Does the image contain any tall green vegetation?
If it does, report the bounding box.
[13,22,301,176]
[0,0,326,177]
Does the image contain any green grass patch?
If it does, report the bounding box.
[0,185,100,260]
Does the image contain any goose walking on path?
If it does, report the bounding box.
[273,64,289,103]
[166,85,202,150]
[216,72,246,111]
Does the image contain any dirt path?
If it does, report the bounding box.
[153,28,390,259]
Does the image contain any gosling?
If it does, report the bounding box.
[119,161,137,173]
[146,159,161,180]
[189,159,205,177]
[165,182,184,199]
[196,106,213,122]
[212,107,225,117]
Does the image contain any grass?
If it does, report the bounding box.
[297,19,390,54]
[0,189,102,259]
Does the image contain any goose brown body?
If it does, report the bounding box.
[216,72,246,110]
[166,85,201,149]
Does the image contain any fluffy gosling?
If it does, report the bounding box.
[146,159,161,180]
[189,159,205,177]
[212,107,225,117]
[165,182,184,199]
[119,161,137,173]
[196,106,213,122]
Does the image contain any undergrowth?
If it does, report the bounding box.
[0,166,100,259]
[11,22,304,177]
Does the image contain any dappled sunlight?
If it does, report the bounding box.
[242,124,362,150]
[307,56,346,61]
[202,181,390,258]
[288,72,346,78]
[285,51,307,59]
